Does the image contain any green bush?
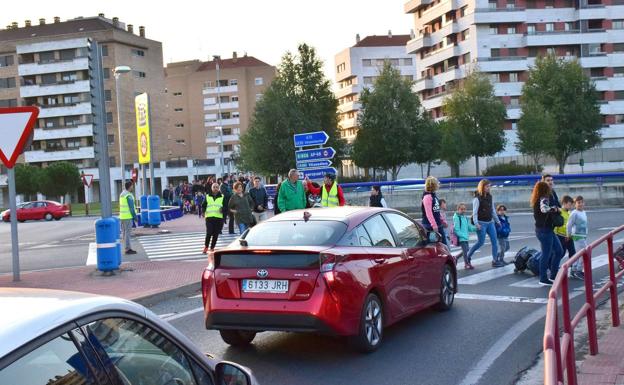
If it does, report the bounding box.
[483,162,543,176]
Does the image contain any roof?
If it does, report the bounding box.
[0,288,145,358]
[196,56,272,71]
[267,206,385,223]
[0,17,135,42]
[354,34,412,48]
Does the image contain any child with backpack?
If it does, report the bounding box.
[555,195,576,265]
[496,204,511,264]
[566,196,588,279]
[453,202,477,269]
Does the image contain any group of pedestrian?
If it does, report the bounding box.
[273,169,346,214]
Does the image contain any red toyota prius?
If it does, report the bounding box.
[201,207,456,352]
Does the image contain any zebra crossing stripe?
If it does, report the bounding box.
[138,232,238,260]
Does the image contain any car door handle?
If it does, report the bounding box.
[374,258,385,264]
[403,251,414,260]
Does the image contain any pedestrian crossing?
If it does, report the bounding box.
[138,231,240,261]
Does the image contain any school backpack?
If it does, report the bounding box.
[525,251,542,276]
[513,247,540,274]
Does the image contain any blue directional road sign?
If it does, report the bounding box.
[296,159,332,169]
[302,167,337,180]
[295,147,335,162]
[294,131,329,147]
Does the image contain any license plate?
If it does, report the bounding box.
[242,279,289,293]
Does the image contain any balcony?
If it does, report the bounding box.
[335,84,360,99]
[37,101,91,118]
[413,77,434,92]
[339,117,358,129]
[203,85,238,95]
[18,56,89,77]
[420,44,463,69]
[601,124,624,139]
[476,56,529,72]
[19,79,90,98]
[600,100,624,115]
[33,124,93,141]
[404,0,433,13]
[207,150,234,158]
[406,35,432,54]
[474,8,527,24]
[526,30,608,46]
[422,92,450,110]
[206,133,240,144]
[506,107,521,119]
[339,101,360,113]
[421,0,462,23]
[432,66,466,87]
[16,37,90,55]
[24,146,94,163]
[494,82,523,96]
[204,117,240,127]
[203,101,239,111]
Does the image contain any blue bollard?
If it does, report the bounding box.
[140,195,148,227]
[112,216,122,267]
[148,195,161,227]
[95,218,120,272]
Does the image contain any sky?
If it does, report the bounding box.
[2,0,413,81]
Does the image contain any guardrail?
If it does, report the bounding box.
[543,225,624,385]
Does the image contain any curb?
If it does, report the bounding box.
[132,281,201,307]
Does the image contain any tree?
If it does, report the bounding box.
[239,44,345,178]
[438,121,471,177]
[519,55,602,173]
[39,161,82,201]
[516,102,556,172]
[411,115,442,176]
[443,71,507,175]
[353,61,430,180]
[14,164,42,199]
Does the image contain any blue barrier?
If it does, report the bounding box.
[112,216,121,266]
[148,195,161,227]
[95,217,120,272]
[140,195,148,227]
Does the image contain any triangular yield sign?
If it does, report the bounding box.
[82,174,94,187]
[0,106,39,168]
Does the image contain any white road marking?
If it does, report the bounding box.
[458,265,517,285]
[598,227,616,231]
[188,294,203,299]
[455,293,548,304]
[86,242,97,266]
[160,307,204,322]
[138,232,238,261]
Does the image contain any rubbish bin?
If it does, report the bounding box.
[140,195,148,228]
[148,195,161,227]
[95,217,120,272]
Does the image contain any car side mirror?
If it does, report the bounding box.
[428,231,441,244]
[215,362,252,385]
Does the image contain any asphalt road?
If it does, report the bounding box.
[145,208,624,385]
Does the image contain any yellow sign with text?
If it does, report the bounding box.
[135,93,151,164]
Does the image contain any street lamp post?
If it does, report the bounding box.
[213,55,225,178]
[114,65,132,188]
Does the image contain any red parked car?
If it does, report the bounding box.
[1,200,71,223]
[201,207,457,352]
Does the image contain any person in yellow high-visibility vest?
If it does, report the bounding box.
[305,173,345,207]
[202,183,225,254]
[119,181,137,254]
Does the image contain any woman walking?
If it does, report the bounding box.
[420,176,449,246]
[466,179,503,267]
[369,185,387,208]
[228,181,255,234]
[531,181,565,286]
[202,183,224,254]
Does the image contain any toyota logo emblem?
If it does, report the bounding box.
[257,269,269,278]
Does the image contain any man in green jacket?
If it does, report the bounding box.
[278,169,306,213]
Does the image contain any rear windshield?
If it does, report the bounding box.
[243,220,347,247]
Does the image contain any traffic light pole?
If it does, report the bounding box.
[8,168,20,281]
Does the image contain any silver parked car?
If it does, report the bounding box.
[0,288,257,385]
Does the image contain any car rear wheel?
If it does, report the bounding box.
[435,264,456,311]
[44,213,53,221]
[350,293,383,353]
[54,217,61,221]
[219,330,256,346]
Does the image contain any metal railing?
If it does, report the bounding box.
[543,225,624,385]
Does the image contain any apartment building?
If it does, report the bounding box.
[165,54,275,171]
[335,32,418,177]
[405,0,624,172]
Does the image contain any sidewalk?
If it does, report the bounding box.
[577,313,624,385]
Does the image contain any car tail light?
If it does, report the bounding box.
[320,253,344,301]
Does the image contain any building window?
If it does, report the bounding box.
[546,47,556,55]
[39,51,55,64]
[546,23,554,32]
[231,96,239,102]
[174,108,183,112]
[103,68,110,79]
[101,45,108,56]
[509,72,519,82]
[362,59,372,66]
[488,0,497,9]
[613,43,624,53]
[41,73,57,85]
[511,121,518,130]
[402,58,413,66]
[106,112,113,124]
[545,0,554,7]
[65,116,81,127]
[527,24,536,35]
[615,114,624,123]
[59,49,76,61]
[105,90,112,101]
[255,93,263,101]
[232,112,240,118]
[175,123,184,127]
[45,118,60,128]
[363,76,374,85]
[0,77,16,89]
[510,96,520,106]
[66,138,81,148]
[131,49,145,56]
[133,71,146,78]
[507,26,517,34]
[615,91,624,100]
[508,48,518,56]
[229,79,238,86]
[173,92,182,96]
[491,48,501,57]
[108,134,115,145]
[336,63,346,73]
[506,0,516,8]
[61,72,77,82]
[223,144,233,152]
[255,77,263,85]
[389,58,400,66]
[614,67,624,77]
[489,73,500,83]
[0,55,14,67]
[489,24,498,34]
[462,29,470,40]
[613,20,624,30]
[63,94,81,104]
